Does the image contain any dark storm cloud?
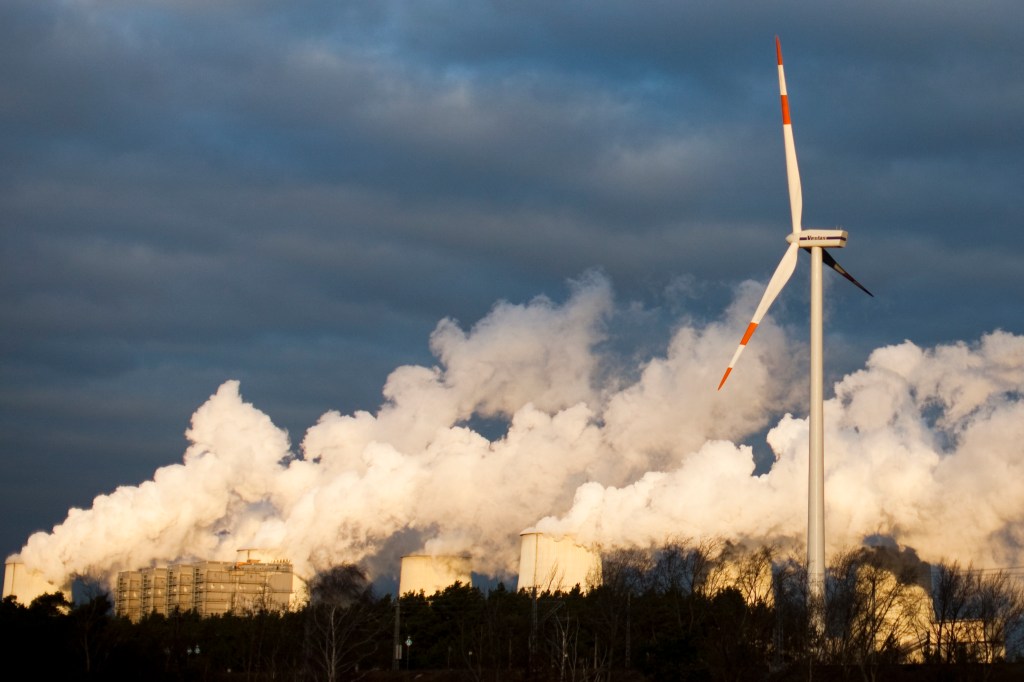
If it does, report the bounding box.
[2,0,1023,558]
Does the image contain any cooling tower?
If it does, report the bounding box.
[2,559,70,605]
[399,554,472,596]
[517,532,601,593]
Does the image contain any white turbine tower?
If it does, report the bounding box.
[718,37,873,606]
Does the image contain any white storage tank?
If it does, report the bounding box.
[399,554,471,596]
[516,532,601,594]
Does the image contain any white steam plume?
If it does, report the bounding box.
[11,273,1024,589]
[537,330,1024,568]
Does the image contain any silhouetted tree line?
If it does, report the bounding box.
[3,541,1023,681]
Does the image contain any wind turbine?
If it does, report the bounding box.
[717,37,873,606]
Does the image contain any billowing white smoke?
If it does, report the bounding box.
[537,329,1024,569]
[12,273,1024,589]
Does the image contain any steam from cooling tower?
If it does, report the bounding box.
[536,329,1024,568]
[9,272,1024,592]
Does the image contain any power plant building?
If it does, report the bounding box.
[115,550,299,621]
[399,554,471,596]
[517,532,601,594]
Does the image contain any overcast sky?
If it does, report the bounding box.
[3,0,1023,562]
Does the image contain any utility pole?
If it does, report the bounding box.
[625,591,632,670]
[529,586,538,676]
[392,598,401,671]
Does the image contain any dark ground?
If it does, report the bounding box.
[357,663,1024,682]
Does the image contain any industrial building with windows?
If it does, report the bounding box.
[115,549,302,621]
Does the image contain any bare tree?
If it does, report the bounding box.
[648,536,727,634]
[772,556,812,667]
[928,560,1024,670]
[930,560,985,665]
[731,544,777,608]
[649,537,720,597]
[823,548,930,678]
[304,564,386,682]
[974,569,1024,664]
[547,608,585,682]
[590,547,653,672]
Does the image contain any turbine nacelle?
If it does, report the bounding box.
[787,229,848,249]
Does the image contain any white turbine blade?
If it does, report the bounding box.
[718,242,800,389]
[777,36,802,234]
